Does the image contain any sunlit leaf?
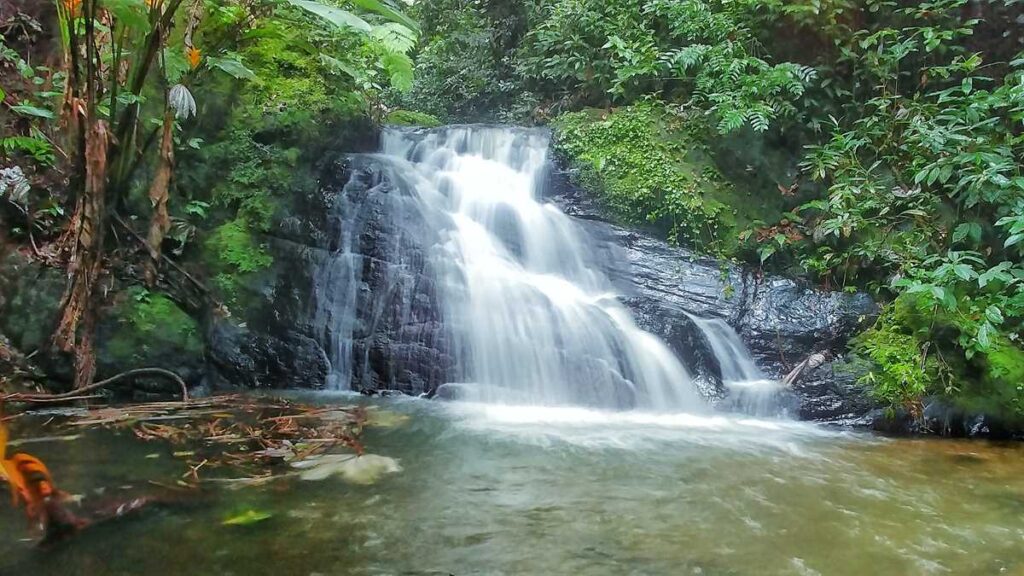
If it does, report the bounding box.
[371,23,417,54]
[382,52,413,92]
[350,0,420,33]
[104,0,148,30]
[285,0,372,33]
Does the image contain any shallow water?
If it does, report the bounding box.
[3,396,1023,575]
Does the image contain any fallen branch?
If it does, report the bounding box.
[2,368,189,404]
[782,351,832,387]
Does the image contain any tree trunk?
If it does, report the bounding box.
[53,120,109,389]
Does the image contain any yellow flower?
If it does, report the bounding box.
[186,47,202,70]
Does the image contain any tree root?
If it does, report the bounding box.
[2,368,189,404]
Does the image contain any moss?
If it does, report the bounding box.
[552,102,740,254]
[105,287,202,366]
[853,309,935,412]
[205,219,273,274]
[954,338,1024,423]
[385,109,443,127]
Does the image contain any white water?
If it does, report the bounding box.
[687,314,787,415]
[382,127,705,411]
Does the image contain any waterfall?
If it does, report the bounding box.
[380,126,705,411]
[686,314,785,416]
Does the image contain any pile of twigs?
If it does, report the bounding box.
[62,395,369,481]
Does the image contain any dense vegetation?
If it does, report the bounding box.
[404,0,1024,423]
[2,0,1024,427]
[0,0,421,389]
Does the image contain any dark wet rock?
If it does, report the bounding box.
[788,356,877,425]
[869,396,1024,439]
[207,322,329,389]
[0,249,205,394]
[206,155,455,393]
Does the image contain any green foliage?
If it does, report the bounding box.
[0,135,56,166]
[553,102,737,252]
[522,0,813,132]
[401,1,532,122]
[854,308,933,413]
[106,287,203,364]
[384,109,442,127]
[205,219,273,274]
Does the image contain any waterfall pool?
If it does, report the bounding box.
[2,395,1022,575]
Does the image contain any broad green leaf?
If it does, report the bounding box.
[350,0,419,33]
[208,55,257,80]
[223,509,273,526]
[985,305,1004,325]
[371,23,417,54]
[382,51,413,92]
[952,264,975,281]
[11,105,54,119]
[951,222,982,245]
[285,0,372,33]
[976,321,994,349]
[105,0,149,30]
[320,53,362,79]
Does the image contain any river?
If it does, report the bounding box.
[2,396,1022,575]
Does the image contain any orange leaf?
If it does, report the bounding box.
[0,420,58,524]
[186,47,202,70]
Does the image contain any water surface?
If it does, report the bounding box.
[2,397,1022,575]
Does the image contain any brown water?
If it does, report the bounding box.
[1,396,1023,575]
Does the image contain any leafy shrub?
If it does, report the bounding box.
[106,287,203,364]
[522,0,814,132]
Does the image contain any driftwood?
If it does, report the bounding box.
[2,367,188,404]
[781,351,832,387]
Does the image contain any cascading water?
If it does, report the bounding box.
[380,126,704,411]
[686,314,786,416]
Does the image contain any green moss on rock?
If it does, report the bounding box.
[385,109,443,127]
[104,287,203,367]
[552,103,751,254]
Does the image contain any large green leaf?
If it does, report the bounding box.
[382,52,413,93]
[349,0,419,33]
[371,23,417,54]
[10,105,54,119]
[104,0,149,30]
[208,55,257,81]
[285,0,372,33]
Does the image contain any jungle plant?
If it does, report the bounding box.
[521,0,815,133]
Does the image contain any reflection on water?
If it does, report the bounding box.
[2,397,1023,575]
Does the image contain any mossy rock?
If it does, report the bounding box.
[0,250,64,354]
[101,287,203,373]
[385,109,443,128]
[551,103,748,255]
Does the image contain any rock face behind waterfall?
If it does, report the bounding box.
[207,126,878,424]
[207,155,454,394]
